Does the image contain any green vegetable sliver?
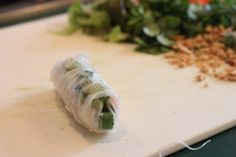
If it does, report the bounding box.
[92,98,114,130]
[99,112,114,130]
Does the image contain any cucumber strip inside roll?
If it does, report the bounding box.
[92,97,114,130]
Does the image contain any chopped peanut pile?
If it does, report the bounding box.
[165,26,236,82]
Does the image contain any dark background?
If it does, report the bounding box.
[0,0,53,6]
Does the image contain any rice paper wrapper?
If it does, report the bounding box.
[51,55,119,133]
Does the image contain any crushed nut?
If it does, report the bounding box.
[165,26,236,82]
[195,75,206,82]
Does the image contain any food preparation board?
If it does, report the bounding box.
[0,14,235,157]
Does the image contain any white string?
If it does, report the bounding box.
[159,139,211,157]
[178,140,211,151]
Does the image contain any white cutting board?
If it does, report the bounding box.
[0,14,236,157]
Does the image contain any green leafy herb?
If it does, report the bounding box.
[66,0,236,54]
[57,25,79,35]
[106,26,128,42]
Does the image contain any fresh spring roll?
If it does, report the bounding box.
[51,55,119,133]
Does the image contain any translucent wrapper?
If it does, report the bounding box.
[51,55,119,133]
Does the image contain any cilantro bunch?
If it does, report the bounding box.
[66,0,236,54]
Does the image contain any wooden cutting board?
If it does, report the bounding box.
[0,14,235,157]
